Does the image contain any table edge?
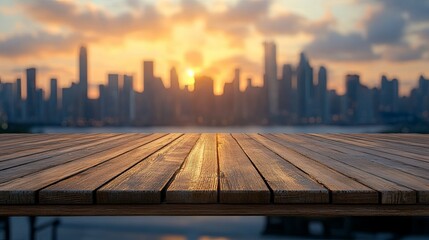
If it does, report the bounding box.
[1,204,429,216]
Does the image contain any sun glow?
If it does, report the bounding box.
[187,69,195,78]
[184,68,196,89]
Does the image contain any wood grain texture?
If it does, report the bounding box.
[217,134,270,203]
[38,133,174,204]
[0,134,102,162]
[368,134,429,145]
[345,134,429,155]
[250,134,378,204]
[0,135,74,155]
[0,134,116,167]
[333,134,429,166]
[0,134,58,147]
[0,133,428,216]
[272,134,416,204]
[303,134,429,203]
[0,134,152,204]
[0,134,131,184]
[309,134,429,179]
[233,134,329,203]
[166,134,218,203]
[97,134,200,204]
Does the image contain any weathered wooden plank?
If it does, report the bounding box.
[302,134,429,203]
[39,133,178,204]
[0,134,156,204]
[0,134,33,141]
[250,134,378,204]
[0,133,91,149]
[2,204,429,216]
[0,134,106,162]
[97,134,200,204]
[232,134,329,203]
[340,134,429,158]
[309,134,429,175]
[166,134,218,203]
[0,134,111,166]
[0,134,132,183]
[328,134,429,163]
[308,134,429,178]
[356,134,429,147]
[271,134,416,204]
[0,134,56,146]
[217,134,270,203]
[0,134,75,154]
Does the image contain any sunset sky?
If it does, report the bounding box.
[0,0,429,98]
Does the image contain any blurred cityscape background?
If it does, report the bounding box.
[1,0,429,133]
[1,43,429,130]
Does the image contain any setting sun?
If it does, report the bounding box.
[184,68,196,87]
[187,69,195,78]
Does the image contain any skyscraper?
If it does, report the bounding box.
[49,78,58,123]
[15,78,22,102]
[194,75,215,124]
[170,67,181,120]
[279,64,293,116]
[98,84,107,121]
[317,66,329,123]
[26,67,36,121]
[78,46,88,120]
[170,67,179,91]
[0,82,14,122]
[380,75,399,113]
[143,61,156,122]
[120,74,135,124]
[107,74,120,122]
[143,61,154,93]
[14,78,22,120]
[79,46,88,99]
[232,68,241,119]
[345,74,361,123]
[297,52,313,119]
[263,41,278,117]
[35,88,44,122]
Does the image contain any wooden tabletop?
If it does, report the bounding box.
[0,133,428,216]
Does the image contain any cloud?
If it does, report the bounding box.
[364,7,406,44]
[125,0,142,9]
[204,0,271,45]
[14,0,272,51]
[256,11,335,36]
[380,43,424,61]
[418,28,429,40]
[302,0,429,62]
[358,0,429,60]
[215,0,271,23]
[304,31,378,61]
[173,0,207,23]
[185,50,204,68]
[380,0,429,22]
[0,31,81,58]
[255,13,307,35]
[8,0,428,63]
[20,0,170,40]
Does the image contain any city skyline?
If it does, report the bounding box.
[1,0,429,96]
[1,41,428,100]
[1,43,429,127]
